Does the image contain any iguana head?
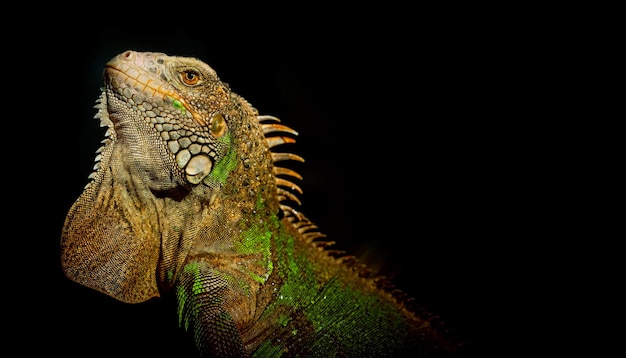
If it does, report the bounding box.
[102,50,243,187]
[100,50,303,202]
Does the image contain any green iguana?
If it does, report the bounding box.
[61,50,457,357]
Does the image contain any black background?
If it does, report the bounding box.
[14,6,531,357]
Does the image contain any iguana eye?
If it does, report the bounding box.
[181,70,201,85]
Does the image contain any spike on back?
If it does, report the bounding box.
[258,114,306,213]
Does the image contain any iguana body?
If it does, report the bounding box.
[61,50,455,357]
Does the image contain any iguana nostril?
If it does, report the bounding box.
[120,50,134,61]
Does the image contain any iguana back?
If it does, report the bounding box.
[61,50,457,357]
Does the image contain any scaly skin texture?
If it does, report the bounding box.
[61,51,457,357]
